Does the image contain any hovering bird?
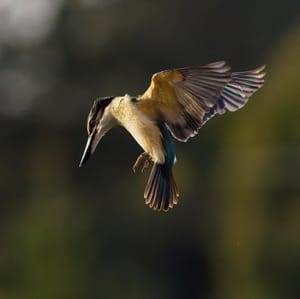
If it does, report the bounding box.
[79,61,265,211]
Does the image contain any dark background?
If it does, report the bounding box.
[0,1,300,298]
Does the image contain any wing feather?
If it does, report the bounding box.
[138,62,265,142]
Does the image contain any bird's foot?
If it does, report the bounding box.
[132,152,151,173]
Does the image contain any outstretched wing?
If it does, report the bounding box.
[138,61,265,142]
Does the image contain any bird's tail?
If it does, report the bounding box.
[144,162,179,211]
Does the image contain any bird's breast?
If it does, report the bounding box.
[111,97,165,163]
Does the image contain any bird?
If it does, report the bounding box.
[79,61,265,212]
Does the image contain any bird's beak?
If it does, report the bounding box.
[79,127,103,167]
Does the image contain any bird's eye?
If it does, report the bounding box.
[90,119,95,128]
[89,119,96,133]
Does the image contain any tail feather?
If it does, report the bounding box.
[153,169,164,210]
[149,167,163,209]
[145,165,159,204]
[144,163,179,212]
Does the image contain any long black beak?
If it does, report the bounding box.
[79,127,103,167]
[79,134,93,167]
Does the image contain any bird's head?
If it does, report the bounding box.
[79,96,116,167]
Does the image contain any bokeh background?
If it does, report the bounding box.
[0,0,299,298]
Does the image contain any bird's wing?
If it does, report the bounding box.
[138,61,265,142]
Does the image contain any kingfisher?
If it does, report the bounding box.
[79,61,265,212]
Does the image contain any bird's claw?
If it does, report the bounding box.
[132,152,151,173]
[141,158,150,172]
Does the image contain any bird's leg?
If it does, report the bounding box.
[141,156,151,172]
[132,152,151,173]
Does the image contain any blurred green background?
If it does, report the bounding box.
[0,0,299,298]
